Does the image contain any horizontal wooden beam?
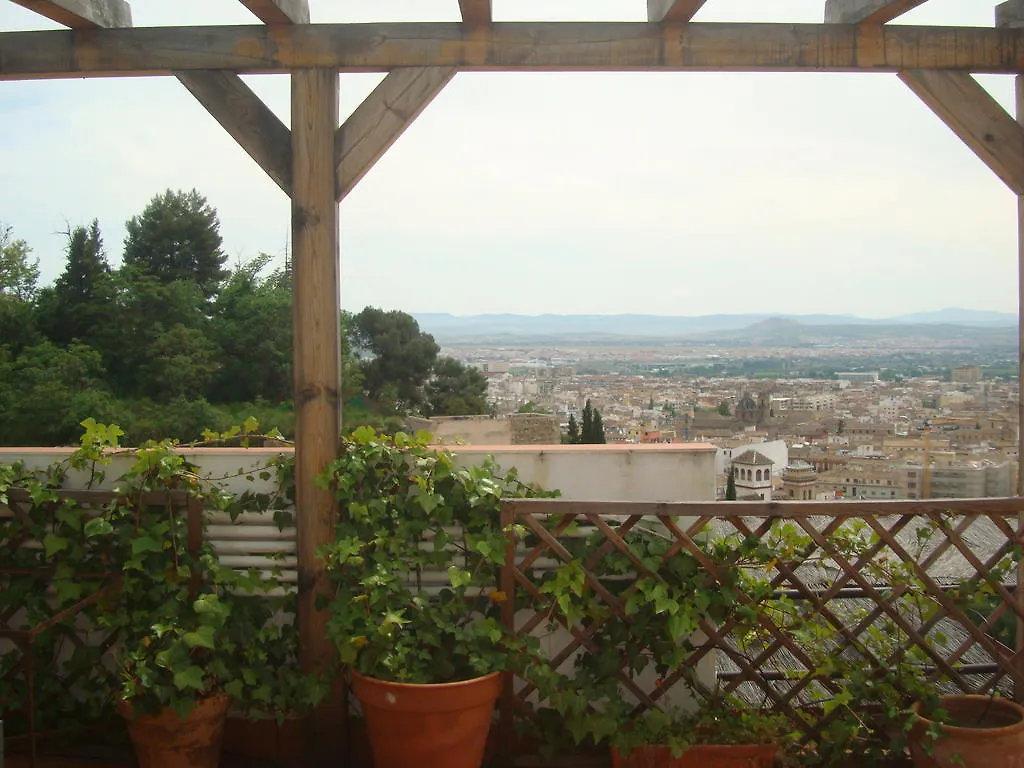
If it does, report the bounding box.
[457,0,491,27]
[900,69,1024,194]
[237,0,308,25]
[997,0,1024,29]
[176,70,292,195]
[1,23,1023,80]
[648,0,707,23]
[824,0,928,24]
[9,0,130,28]
[335,67,455,201]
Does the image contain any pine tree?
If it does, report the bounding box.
[123,189,227,301]
[567,413,580,444]
[41,221,112,347]
[581,399,594,443]
[591,410,606,444]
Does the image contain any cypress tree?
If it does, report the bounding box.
[567,413,580,444]
[726,466,737,501]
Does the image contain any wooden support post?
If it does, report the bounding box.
[648,0,706,23]
[899,70,1024,195]
[1016,73,1024,702]
[335,67,455,202]
[291,67,341,764]
[824,0,928,24]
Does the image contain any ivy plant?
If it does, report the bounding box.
[318,427,554,684]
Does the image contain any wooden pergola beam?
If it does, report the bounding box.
[237,0,309,25]
[8,0,130,28]
[997,0,1024,29]
[648,0,707,23]
[1,23,1023,80]
[457,0,491,27]
[176,70,292,195]
[900,69,1024,194]
[824,0,928,24]
[335,67,455,202]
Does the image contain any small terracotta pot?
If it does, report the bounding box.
[117,693,232,768]
[350,669,501,768]
[611,743,778,768]
[909,694,1024,768]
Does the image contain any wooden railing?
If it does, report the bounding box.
[499,497,1024,758]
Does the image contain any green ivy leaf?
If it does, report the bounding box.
[43,533,70,558]
[183,625,217,650]
[131,535,163,556]
[173,665,207,691]
[83,517,114,538]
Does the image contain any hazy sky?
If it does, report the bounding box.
[0,1,1018,318]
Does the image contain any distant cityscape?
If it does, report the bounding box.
[412,312,1020,503]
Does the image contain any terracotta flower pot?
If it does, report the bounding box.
[909,694,1024,768]
[350,669,501,768]
[117,693,232,768]
[611,743,778,768]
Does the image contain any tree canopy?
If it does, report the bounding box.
[0,196,492,445]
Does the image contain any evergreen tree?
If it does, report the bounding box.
[39,221,113,348]
[581,399,594,442]
[566,413,580,444]
[351,306,439,412]
[579,399,606,444]
[122,189,227,301]
[726,466,737,500]
[423,357,489,416]
[591,409,606,444]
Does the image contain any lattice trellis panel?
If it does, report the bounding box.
[499,498,1024,759]
[0,489,200,765]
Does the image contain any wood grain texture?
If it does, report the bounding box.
[824,0,928,24]
[238,0,309,25]
[900,69,1024,194]
[998,0,1024,29]
[291,66,340,726]
[177,70,292,194]
[9,0,130,28]
[647,0,706,23]
[457,0,491,26]
[335,66,454,201]
[1,23,1023,80]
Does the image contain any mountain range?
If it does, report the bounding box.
[414,308,1017,342]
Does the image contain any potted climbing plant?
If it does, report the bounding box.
[319,427,552,768]
[87,428,320,768]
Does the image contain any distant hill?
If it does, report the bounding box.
[414,309,1017,342]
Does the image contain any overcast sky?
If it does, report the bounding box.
[0,1,1017,318]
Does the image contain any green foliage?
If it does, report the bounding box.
[0,222,39,301]
[36,221,114,349]
[318,427,554,683]
[725,465,737,500]
[350,307,439,412]
[122,189,227,301]
[565,413,580,444]
[423,356,489,416]
[579,399,606,444]
[210,254,293,403]
[0,419,321,731]
[717,401,731,416]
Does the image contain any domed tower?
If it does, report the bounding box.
[732,450,774,500]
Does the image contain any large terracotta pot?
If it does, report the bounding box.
[909,694,1024,768]
[117,693,232,768]
[350,669,501,768]
[611,743,778,768]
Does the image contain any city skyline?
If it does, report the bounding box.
[0,0,1018,318]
